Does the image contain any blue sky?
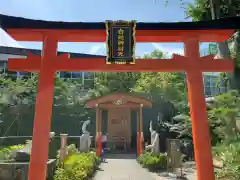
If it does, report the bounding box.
[0,0,209,56]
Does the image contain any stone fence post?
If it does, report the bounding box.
[60,134,68,162]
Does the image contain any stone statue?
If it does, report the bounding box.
[79,119,92,152]
[146,121,160,153]
[14,132,55,162]
[82,119,91,134]
[20,132,55,154]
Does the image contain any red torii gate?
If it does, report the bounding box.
[1,14,238,180]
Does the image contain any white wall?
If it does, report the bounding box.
[0,28,23,48]
[0,53,26,61]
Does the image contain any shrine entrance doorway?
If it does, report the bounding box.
[108,108,131,151]
[86,93,152,153]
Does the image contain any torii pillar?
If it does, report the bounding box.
[175,38,215,180]
[27,35,57,180]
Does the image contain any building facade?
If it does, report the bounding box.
[202,73,227,97]
[0,46,96,90]
[200,44,227,97]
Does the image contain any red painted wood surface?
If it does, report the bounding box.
[86,93,152,109]
[8,55,233,72]
[7,29,233,42]
[184,39,215,180]
[27,35,57,180]
[97,103,144,109]
[7,28,235,180]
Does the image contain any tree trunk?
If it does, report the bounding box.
[233,31,240,89]
[227,0,240,90]
[217,41,235,89]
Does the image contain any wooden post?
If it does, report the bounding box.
[60,134,68,162]
[95,104,99,148]
[99,109,102,135]
[95,104,102,156]
[139,104,143,155]
[28,35,57,180]
[136,111,140,156]
[185,38,214,180]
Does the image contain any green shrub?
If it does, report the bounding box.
[56,144,79,166]
[0,147,12,160]
[54,152,100,180]
[0,144,24,161]
[216,165,240,180]
[213,141,240,164]
[214,141,240,180]
[137,151,167,171]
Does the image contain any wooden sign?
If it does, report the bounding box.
[166,139,181,168]
[105,20,136,64]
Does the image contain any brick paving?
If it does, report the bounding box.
[93,154,156,180]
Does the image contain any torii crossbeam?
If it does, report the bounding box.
[1,14,238,180]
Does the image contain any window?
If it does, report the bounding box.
[58,72,96,90]
[18,72,32,78]
[84,72,95,80]
[204,86,211,97]
[83,79,95,89]
[202,74,228,97]
[60,72,72,78]
[71,72,83,79]
[0,61,7,74]
[204,76,211,86]
[59,72,84,79]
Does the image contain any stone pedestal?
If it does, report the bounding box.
[80,133,91,152]
[0,159,56,180]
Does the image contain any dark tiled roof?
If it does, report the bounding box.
[0,14,240,30]
[0,46,106,58]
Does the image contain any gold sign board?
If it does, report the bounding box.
[105,20,136,64]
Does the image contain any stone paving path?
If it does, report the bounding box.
[93,154,156,180]
[154,168,197,180]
